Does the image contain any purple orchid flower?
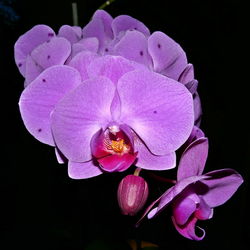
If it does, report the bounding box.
[19,55,194,178]
[14,24,82,86]
[141,127,243,240]
[15,10,201,126]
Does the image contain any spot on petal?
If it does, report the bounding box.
[105,48,109,52]
[153,110,157,114]
[18,63,22,67]
[42,79,46,82]
[47,55,51,59]
[37,128,42,132]
[48,33,54,37]
[157,43,161,49]
[140,51,144,56]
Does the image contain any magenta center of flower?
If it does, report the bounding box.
[103,126,131,155]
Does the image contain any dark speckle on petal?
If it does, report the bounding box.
[42,79,46,82]
[18,63,22,67]
[140,51,144,56]
[48,33,54,37]
[105,48,109,52]
[153,110,157,114]
[157,43,161,49]
[38,128,42,132]
[47,55,51,59]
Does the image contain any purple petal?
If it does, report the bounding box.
[31,37,71,69]
[19,65,82,146]
[82,10,113,53]
[58,25,82,44]
[51,77,116,162]
[92,10,113,39]
[98,153,137,172]
[14,25,55,76]
[112,15,150,37]
[134,137,176,170]
[24,55,43,86]
[148,31,187,80]
[72,37,99,56]
[68,51,99,80]
[193,92,202,127]
[55,147,66,164]
[68,160,103,179]
[87,55,138,84]
[201,168,244,207]
[185,80,198,95]
[172,216,205,241]
[195,197,213,220]
[114,30,152,68]
[178,64,194,84]
[177,137,208,180]
[173,196,197,225]
[117,70,194,155]
[184,126,205,147]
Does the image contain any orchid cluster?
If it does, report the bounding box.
[15,10,243,241]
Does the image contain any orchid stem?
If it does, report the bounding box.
[148,172,176,184]
[134,167,142,176]
[72,2,78,26]
[98,0,116,10]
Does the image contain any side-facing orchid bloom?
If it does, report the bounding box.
[50,55,194,178]
[143,127,243,240]
[14,25,72,86]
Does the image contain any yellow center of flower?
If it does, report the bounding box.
[110,139,128,153]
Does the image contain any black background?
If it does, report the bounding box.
[1,0,249,249]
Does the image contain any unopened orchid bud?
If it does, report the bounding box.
[117,174,149,216]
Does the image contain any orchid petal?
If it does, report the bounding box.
[58,25,82,44]
[173,196,197,225]
[185,80,198,95]
[195,197,213,220]
[55,147,66,164]
[134,138,176,170]
[98,153,137,172]
[82,11,113,52]
[68,160,103,179]
[178,64,194,84]
[92,10,113,39]
[87,55,137,84]
[148,31,187,80]
[114,30,152,68]
[68,51,99,80]
[51,77,116,162]
[112,15,150,37]
[193,92,202,127]
[72,37,99,57]
[188,126,205,143]
[24,55,43,86]
[177,137,208,180]
[31,37,71,69]
[19,65,82,146]
[172,216,205,241]
[118,70,194,155]
[201,168,243,207]
[14,25,55,76]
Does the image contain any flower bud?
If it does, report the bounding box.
[117,174,149,216]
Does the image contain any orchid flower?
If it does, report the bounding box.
[19,55,194,178]
[141,127,243,240]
